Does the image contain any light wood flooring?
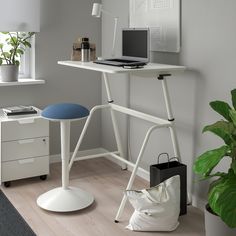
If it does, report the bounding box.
[1,158,205,236]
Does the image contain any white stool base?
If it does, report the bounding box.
[37,186,94,212]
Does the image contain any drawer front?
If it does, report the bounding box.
[1,118,49,141]
[2,137,49,162]
[1,156,49,182]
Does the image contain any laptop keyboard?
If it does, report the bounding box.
[93,58,147,67]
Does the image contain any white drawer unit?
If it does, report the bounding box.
[0,107,49,187]
[2,137,49,162]
[2,156,49,182]
[1,118,49,142]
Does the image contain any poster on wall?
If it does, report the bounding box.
[129,0,180,52]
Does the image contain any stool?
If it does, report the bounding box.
[37,103,94,212]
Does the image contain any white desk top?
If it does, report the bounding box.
[58,61,186,75]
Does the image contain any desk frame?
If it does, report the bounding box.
[58,61,184,222]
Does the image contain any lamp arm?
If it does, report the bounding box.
[100,8,118,57]
[101,9,115,17]
[111,17,118,57]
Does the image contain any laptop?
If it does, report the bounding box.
[94,28,150,67]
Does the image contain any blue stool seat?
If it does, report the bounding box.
[42,103,89,120]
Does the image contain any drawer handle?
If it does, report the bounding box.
[18,119,35,124]
[18,158,35,164]
[18,139,35,144]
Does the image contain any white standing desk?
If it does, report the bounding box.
[58,61,186,222]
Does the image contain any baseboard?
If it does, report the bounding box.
[50,147,107,163]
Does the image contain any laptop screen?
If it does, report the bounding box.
[122,28,149,61]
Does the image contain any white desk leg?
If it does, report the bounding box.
[103,72,127,169]
[160,76,181,161]
[115,125,159,222]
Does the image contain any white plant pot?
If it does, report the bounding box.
[205,204,236,236]
[0,64,19,82]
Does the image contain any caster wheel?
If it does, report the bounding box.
[40,175,47,181]
[114,220,119,223]
[4,181,11,188]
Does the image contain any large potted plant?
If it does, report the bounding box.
[0,32,35,82]
[193,89,236,236]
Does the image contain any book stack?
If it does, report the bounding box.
[3,106,38,116]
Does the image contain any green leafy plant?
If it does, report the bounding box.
[193,89,236,228]
[0,32,35,66]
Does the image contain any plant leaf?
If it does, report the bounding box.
[23,41,31,48]
[28,32,35,37]
[193,145,230,177]
[229,109,236,127]
[208,170,236,228]
[203,121,234,145]
[210,101,232,121]
[231,161,236,175]
[3,52,10,58]
[10,36,17,45]
[16,49,24,55]
[231,89,236,110]
[197,172,227,181]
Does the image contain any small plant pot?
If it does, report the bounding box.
[0,64,19,82]
[205,204,236,236]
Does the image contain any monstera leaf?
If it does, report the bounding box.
[229,109,236,127]
[203,121,234,146]
[232,161,236,175]
[210,101,232,122]
[208,170,236,228]
[193,145,230,177]
[231,89,236,110]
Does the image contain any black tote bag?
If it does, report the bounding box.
[150,153,187,215]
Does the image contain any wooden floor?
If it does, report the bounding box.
[1,158,205,236]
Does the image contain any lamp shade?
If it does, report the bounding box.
[92,3,102,18]
[0,0,40,32]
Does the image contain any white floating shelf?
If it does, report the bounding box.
[0,78,45,87]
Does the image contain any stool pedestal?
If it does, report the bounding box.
[37,186,94,212]
[37,119,94,212]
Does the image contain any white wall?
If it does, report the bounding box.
[0,0,102,155]
[101,0,236,208]
[181,0,236,207]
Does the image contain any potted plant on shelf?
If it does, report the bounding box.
[193,89,236,236]
[0,32,35,82]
